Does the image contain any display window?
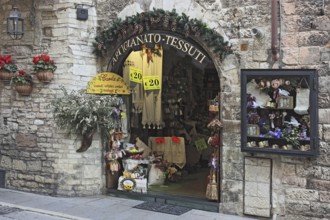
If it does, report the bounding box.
[104,44,222,202]
[241,69,319,156]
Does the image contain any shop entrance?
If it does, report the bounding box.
[105,39,221,210]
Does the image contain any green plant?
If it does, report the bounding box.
[11,70,33,85]
[32,54,57,72]
[94,8,232,61]
[0,55,18,72]
[49,87,123,152]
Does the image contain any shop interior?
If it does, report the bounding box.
[105,44,221,202]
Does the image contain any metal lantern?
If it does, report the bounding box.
[7,7,24,40]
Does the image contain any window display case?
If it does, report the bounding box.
[241,69,318,156]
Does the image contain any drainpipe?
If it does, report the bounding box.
[271,0,279,68]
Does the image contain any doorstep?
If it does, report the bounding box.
[106,188,219,213]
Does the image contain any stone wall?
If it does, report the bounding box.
[0,0,329,219]
[273,0,330,219]
[0,0,103,196]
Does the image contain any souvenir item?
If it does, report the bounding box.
[148,164,165,186]
[120,178,136,191]
[206,173,218,201]
[208,134,220,147]
[207,118,222,129]
[195,138,208,151]
[294,78,310,115]
[247,79,271,107]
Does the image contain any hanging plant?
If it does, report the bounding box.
[94,8,233,61]
[49,87,123,152]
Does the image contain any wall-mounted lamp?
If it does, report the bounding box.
[75,4,90,21]
[7,7,24,40]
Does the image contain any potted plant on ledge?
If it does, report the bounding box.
[11,70,33,95]
[0,55,18,81]
[32,54,57,83]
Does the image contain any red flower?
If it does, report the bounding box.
[3,55,12,64]
[18,70,26,75]
[41,54,50,62]
[155,137,165,144]
[32,54,57,72]
[171,136,180,144]
[33,56,40,64]
[0,60,4,68]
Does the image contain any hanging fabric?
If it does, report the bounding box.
[148,136,186,169]
[123,54,144,129]
[123,55,144,113]
[141,48,163,129]
[294,77,310,115]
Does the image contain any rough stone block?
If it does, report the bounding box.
[282,176,307,187]
[0,155,12,169]
[12,160,26,171]
[27,161,42,171]
[34,175,45,183]
[299,47,320,65]
[307,179,330,191]
[257,183,270,198]
[282,163,296,176]
[223,147,243,163]
[282,15,299,32]
[72,64,97,76]
[245,157,258,166]
[282,3,296,15]
[286,188,319,201]
[244,206,270,217]
[16,133,37,148]
[320,191,330,202]
[245,195,270,209]
[286,201,311,214]
[253,50,268,62]
[258,159,271,167]
[316,16,330,31]
[311,202,330,215]
[17,174,34,181]
[323,125,330,141]
[34,119,45,125]
[319,109,330,124]
[245,181,258,197]
[83,165,100,179]
[282,48,299,65]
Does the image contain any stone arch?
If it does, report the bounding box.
[94,8,233,76]
[107,30,226,76]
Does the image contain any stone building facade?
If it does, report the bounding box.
[0,0,329,219]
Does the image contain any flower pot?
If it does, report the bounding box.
[36,70,54,83]
[0,69,14,81]
[15,83,33,96]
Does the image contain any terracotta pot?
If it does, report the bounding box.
[15,83,33,96]
[36,70,54,83]
[0,69,14,81]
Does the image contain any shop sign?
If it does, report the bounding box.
[143,75,161,90]
[86,72,130,95]
[129,66,143,84]
[111,33,208,67]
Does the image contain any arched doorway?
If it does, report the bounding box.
[105,31,222,211]
[96,10,231,211]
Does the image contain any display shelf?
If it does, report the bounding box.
[240,69,319,156]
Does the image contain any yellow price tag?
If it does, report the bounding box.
[143,76,161,90]
[129,67,143,84]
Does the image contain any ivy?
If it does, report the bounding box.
[94,8,232,61]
